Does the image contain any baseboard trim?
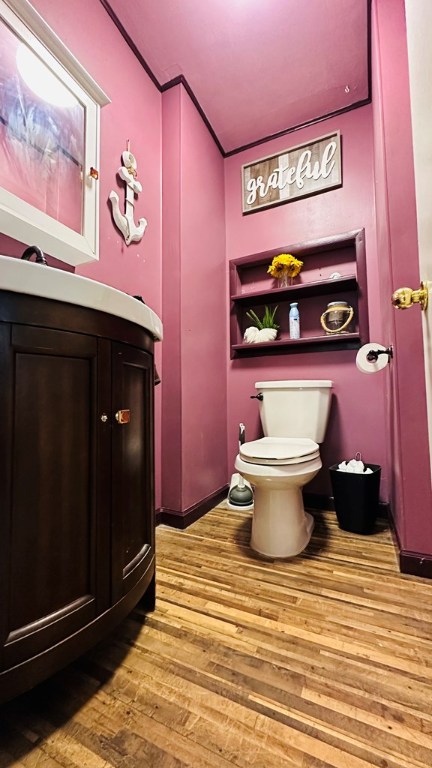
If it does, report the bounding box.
[399,551,432,579]
[395,517,432,578]
[156,490,389,526]
[156,485,228,529]
[380,504,432,579]
[304,492,390,518]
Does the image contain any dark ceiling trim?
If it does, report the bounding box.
[161,75,225,156]
[98,0,161,90]
[99,0,372,160]
[367,0,373,108]
[99,0,225,155]
[226,0,372,158]
[224,98,371,158]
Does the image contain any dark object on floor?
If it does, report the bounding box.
[227,473,254,510]
[329,463,381,534]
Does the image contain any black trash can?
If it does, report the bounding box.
[329,463,381,534]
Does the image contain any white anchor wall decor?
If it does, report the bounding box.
[109,146,148,245]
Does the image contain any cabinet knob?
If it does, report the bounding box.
[115,409,131,424]
[100,413,109,423]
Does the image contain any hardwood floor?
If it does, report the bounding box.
[2,505,432,767]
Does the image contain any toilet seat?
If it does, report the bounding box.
[239,437,319,466]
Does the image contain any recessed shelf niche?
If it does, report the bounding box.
[229,229,369,358]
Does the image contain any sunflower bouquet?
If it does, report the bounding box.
[268,253,303,286]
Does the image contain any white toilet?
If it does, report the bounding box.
[235,380,333,559]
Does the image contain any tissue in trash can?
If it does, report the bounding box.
[337,458,373,474]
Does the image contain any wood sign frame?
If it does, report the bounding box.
[242,131,342,214]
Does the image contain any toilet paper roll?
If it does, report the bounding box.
[356,343,389,374]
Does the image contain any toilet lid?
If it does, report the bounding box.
[239,437,319,465]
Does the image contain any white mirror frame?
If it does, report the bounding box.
[0,0,110,266]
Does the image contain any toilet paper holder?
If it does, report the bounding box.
[366,345,393,363]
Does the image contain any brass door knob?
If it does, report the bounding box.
[391,282,428,311]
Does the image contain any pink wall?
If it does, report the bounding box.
[161,88,182,511]
[0,0,227,519]
[372,0,432,555]
[162,86,227,513]
[224,107,389,499]
[0,0,164,505]
[3,0,431,554]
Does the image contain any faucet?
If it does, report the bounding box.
[21,246,47,265]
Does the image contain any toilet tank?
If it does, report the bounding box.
[255,380,333,443]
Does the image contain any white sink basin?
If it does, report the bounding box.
[0,255,163,341]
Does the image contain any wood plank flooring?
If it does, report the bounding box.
[2,505,432,767]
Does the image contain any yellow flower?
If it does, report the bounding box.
[268,253,303,279]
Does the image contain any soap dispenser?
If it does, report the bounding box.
[289,302,300,339]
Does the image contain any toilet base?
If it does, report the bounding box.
[250,487,314,559]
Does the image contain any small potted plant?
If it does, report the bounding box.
[244,305,279,343]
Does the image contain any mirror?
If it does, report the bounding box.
[0,0,109,265]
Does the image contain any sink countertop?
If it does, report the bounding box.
[0,255,163,341]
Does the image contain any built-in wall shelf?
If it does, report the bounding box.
[231,275,358,304]
[229,229,369,359]
[232,332,361,357]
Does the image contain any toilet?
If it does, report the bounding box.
[235,380,333,559]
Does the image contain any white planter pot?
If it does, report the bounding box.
[243,326,277,344]
[243,326,260,343]
[256,328,278,342]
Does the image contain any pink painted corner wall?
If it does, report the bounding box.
[0,0,164,506]
[161,87,183,511]
[180,88,227,508]
[224,107,390,499]
[162,86,227,512]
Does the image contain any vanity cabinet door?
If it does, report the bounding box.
[111,343,154,604]
[0,324,101,671]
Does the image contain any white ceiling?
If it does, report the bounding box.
[103,0,370,155]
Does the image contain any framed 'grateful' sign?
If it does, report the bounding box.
[242,131,342,214]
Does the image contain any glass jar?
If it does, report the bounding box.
[320,301,354,335]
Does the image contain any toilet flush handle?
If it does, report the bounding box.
[250,393,263,401]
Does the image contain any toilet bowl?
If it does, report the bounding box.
[235,437,321,558]
[235,380,333,559]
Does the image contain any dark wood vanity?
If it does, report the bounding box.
[0,289,158,704]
